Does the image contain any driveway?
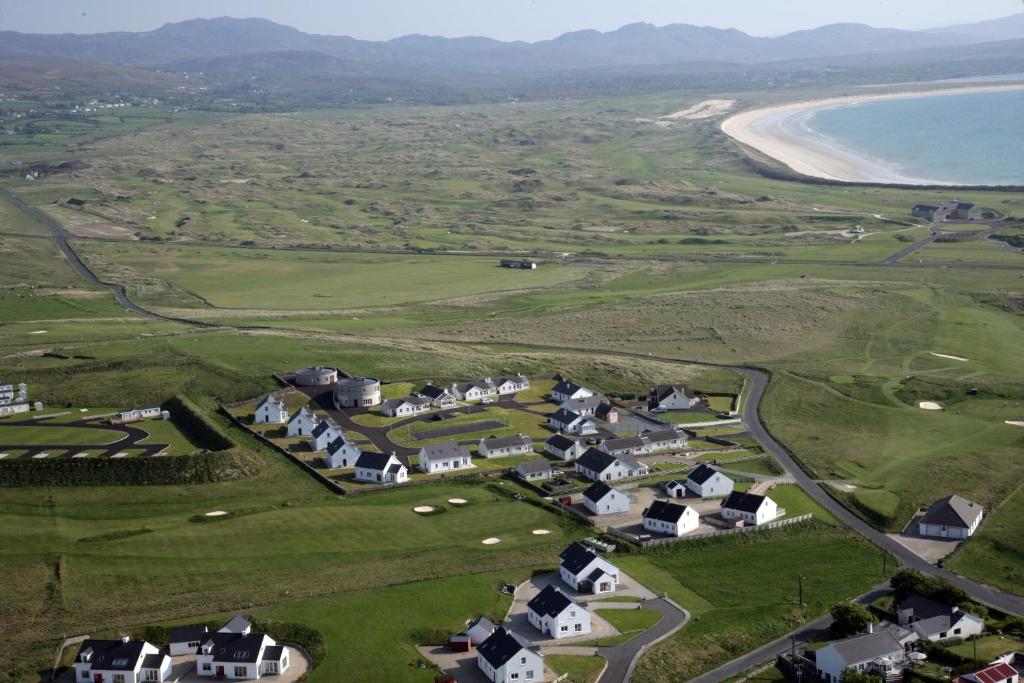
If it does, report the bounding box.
[506,575,620,646]
[887,517,962,564]
[418,645,557,683]
[166,648,309,683]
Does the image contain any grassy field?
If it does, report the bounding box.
[546,655,606,683]
[590,607,664,645]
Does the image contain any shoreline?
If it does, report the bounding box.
[720,83,1024,186]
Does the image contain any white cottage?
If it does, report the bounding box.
[477,627,544,683]
[309,419,343,452]
[815,630,908,683]
[286,405,319,437]
[324,435,361,469]
[721,491,778,526]
[74,637,170,683]
[643,428,688,453]
[253,394,288,424]
[169,625,208,656]
[380,395,431,418]
[896,594,985,642]
[451,379,498,402]
[643,500,699,537]
[478,434,533,458]
[574,448,648,482]
[917,495,983,539]
[548,409,597,436]
[551,379,594,403]
[685,464,734,498]
[515,460,553,481]
[418,442,473,474]
[494,375,530,396]
[648,384,702,411]
[420,384,457,408]
[582,481,630,515]
[527,585,592,639]
[545,434,586,461]
[196,622,289,680]
[354,452,409,484]
[559,542,619,594]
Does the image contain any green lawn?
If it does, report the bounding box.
[946,485,1024,595]
[590,607,663,645]
[948,635,1024,662]
[546,655,606,683]
[0,424,126,446]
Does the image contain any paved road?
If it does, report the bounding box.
[0,416,168,457]
[599,598,690,683]
[879,229,938,264]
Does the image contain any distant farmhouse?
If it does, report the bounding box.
[500,258,538,269]
[648,384,702,411]
[551,379,594,403]
[545,434,586,461]
[912,201,984,222]
[917,494,983,539]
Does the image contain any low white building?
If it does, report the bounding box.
[582,481,631,515]
[494,375,530,396]
[896,594,985,642]
[548,409,597,436]
[721,491,779,526]
[643,500,699,537]
[575,448,648,483]
[559,542,619,594]
[116,406,164,423]
[527,585,592,639]
[380,395,431,418]
[286,405,319,437]
[545,434,586,461]
[0,380,27,406]
[169,625,208,656]
[685,464,734,498]
[253,394,288,424]
[515,460,553,481]
[196,617,289,680]
[648,384,702,411]
[600,436,649,457]
[814,630,908,683]
[477,627,544,683]
[664,480,687,499]
[354,452,409,484]
[74,637,171,683]
[418,442,473,474]
[478,434,533,458]
[324,435,361,469]
[917,495,983,539]
[420,384,457,408]
[551,379,594,403]
[309,419,343,452]
[451,379,498,402]
[643,428,688,453]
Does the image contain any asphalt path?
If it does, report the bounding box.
[600,598,690,683]
[0,416,168,457]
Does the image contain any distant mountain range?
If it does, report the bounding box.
[2,15,1023,104]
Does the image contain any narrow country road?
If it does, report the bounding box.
[598,598,690,683]
[879,229,938,264]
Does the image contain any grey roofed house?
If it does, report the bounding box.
[495,374,529,385]
[560,395,606,411]
[553,378,589,396]
[355,451,409,471]
[454,379,494,394]
[170,625,208,643]
[828,630,905,666]
[75,639,148,670]
[919,495,983,528]
[644,428,685,443]
[516,460,552,476]
[601,435,647,452]
[201,632,265,663]
[721,491,767,513]
[644,500,688,524]
[546,434,579,450]
[583,480,615,503]
[481,434,531,450]
[550,408,585,425]
[575,448,618,473]
[527,584,575,618]
[897,594,954,622]
[421,441,472,460]
[420,384,454,400]
[477,627,533,669]
[219,615,251,634]
[687,463,718,485]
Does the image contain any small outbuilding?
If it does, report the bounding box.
[685,464,734,498]
[582,481,630,515]
[917,495,983,539]
[643,500,699,537]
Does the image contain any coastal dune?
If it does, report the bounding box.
[720,84,1024,185]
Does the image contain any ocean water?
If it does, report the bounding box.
[804,89,1024,186]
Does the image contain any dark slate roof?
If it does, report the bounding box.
[288,405,315,422]
[687,463,719,485]
[495,375,528,385]
[263,645,286,662]
[643,428,685,443]
[420,441,471,460]
[311,420,339,438]
[595,403,618,419]
[583,481,615,503]
[527,584,575,618]
[220,615,251,633]
[455,379,494,393]
[644,500,689,524]
[602,436,646,451]
[326,435,355,454]
[665,480,685,490]
[653,384,698,402]
[575,448,617,473]
[828,631,904,666]
[76,639,147,670]
[561,395,606,411]
[355,451,394,471]
[419,385,452,399]
[914,204,940,211]
[553,379,587,395]
[481,434,530,450]
[550,408,584,425]
[141,653,166,669]
[919,495,982,528]
[896,593,954,620]
[170,625,208,643]
[477,627,528,669]
[559,542,599,575]
[202,632,265,663]
[722,491,767,514]
[517,460,552,474]
[546,434,578,450]
[255,394,283,410]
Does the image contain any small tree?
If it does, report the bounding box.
[841,668,883,683]
[831,602,877,638]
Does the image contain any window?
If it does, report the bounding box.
[265,661,279,674]
[202,662,211,671]
[520,657,527,664]
[525,671,535,680]
[81,672,89,680]
[575,624,583,632]
[144,670,159,682]
[234,666,248,677]
[113,675,125,683]
[560,625,568,632]
[511,674,520,681]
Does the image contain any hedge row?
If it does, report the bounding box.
[0,448,261,487]
[164,395,235,452]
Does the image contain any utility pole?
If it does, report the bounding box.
[798,574,805,607]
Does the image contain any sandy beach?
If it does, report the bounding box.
[720,83,1024,185]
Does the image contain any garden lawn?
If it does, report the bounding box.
[546,655,606,683]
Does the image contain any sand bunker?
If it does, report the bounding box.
[448,498,468,505]
[32,453,49,459]
[413,506,436,513]
[532,529,551,535]
[661,99,737,121]
[30,330,47,334]
[72,453,90,458]
[205,510,230,517]
[918,401,944,411]
[931,352,968,362]
[481,537,501,545]
[1006,421,1024,427]
[111,452,128,458]
[0,454,8,459]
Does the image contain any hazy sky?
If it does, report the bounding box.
[1,0,1021,40]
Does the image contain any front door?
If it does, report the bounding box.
[216,666,225,677]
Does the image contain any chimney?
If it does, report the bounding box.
[121,634,131,643]
[867,622,873,634]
